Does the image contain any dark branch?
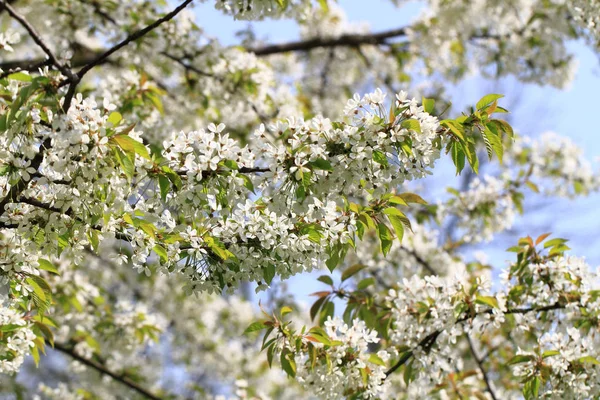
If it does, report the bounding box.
[384,302,564,380]
[176,166,270,177]
[248,27,408,56]
[52,342,162,400]
[1,1,77,81]
[400,245,438,275]
[466,334,499,400]
[75,0,194,79]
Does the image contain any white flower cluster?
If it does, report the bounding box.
[506,131,599,197]
[438,175,515,243]
[0,29,20,53]
[295,317,390,399]
[403,0,578,87]
[0,305,36,374]
[35,383,84,400]
[212,0,313,20]
[387,274,504,385]
[147,89,442,293]
[256,89,442,199]
[503,255,593,310]
[569,0,600,45]
[512,328,600,399]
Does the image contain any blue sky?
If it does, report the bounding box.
[192,1,600,302]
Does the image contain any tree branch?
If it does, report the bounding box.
[383,302,564,380]
[52,342,162,400]
[399,245,438,275]
[466,334,499,400]
[1,1,77,81]
[247,27,408,56]
[75,0,194,79]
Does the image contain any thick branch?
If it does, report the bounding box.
[52,342,162,400]
[247,27,408,56]
[176,166,270,178]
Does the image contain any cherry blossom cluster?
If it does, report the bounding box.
[0,29,20,53]
[0,304,36,374]
[212,0,314,20]
[293,317,390,399]
[400,0,579,88]
[512,328,600,398]
[569,0,600,45]
[506,131,600,197]
[437,175,516,243]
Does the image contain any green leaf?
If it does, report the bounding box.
[542,350,560,358]
[153,245,168,263]
[357,277,375,290]
[223,159,238,170]
[451,142,466,175]
[523,376,540,400]
[158,175,170,201]
[341,264,367,282]
[111,134,151,160]
[372,150,388,166]
[387,214,405,242]
[401,119,421,133]
[317,275,334,286]
[507,354,534,365]
[280,348,297,377]
[578,356,600,365]
[7,72,32,82]
[404,361,415,385]
[114,148,135,181]
[543,238,568,248]
[377,223,394,256]
[107,111,122,126]
[490,119,514,138]
[243,321,267,334]
[309,158,333,171]
[397,193,427,204]
[37,259,59,275]
[263,264,276,285]
[388,195,408,206]
[475,295,499,309]
[369,353,387,367]
[27,278,48,302]
[422,97,435,114]
[0,324,22,332]
[240,174,255,194]
[482,125,503,163]
[441,119,465,141]
[280,306,293,317]
[476,94,504,111]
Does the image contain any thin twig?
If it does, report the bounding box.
[52,342,162,400]
[383,302,564,380]
[75,0,194,79]
[1,1,77,81]
[466,334,499,400]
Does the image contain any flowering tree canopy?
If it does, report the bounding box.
[1,0,600,398]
